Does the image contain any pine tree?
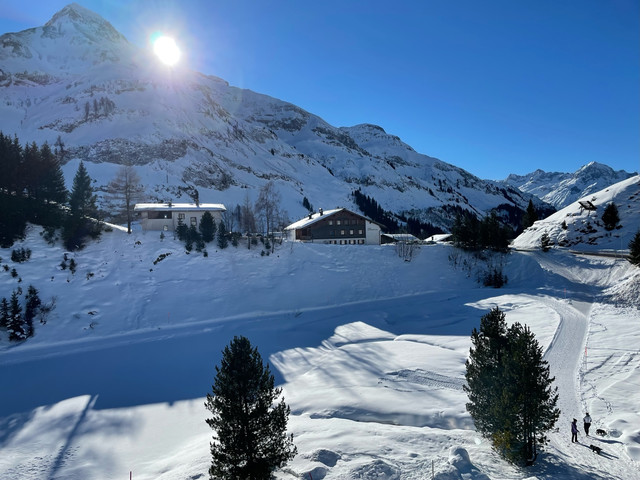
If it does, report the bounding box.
[602,202,620,231]
[0,297,9,329]
[499,323,559,464]
[465,308,559,465]
[217,221,229,249]
[199,211,217,243]
[39,142,68,205]
[63,161,101,250]
[24,285,41,338]
[7,290,25,341]
[464,308,509,437]
[522,200,538,230]
[205,336,296,479]
[176,220,188,241]
[629,229,640,266]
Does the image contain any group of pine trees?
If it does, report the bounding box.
[0,285,43,341]
[0,132,101,250]
[451,210,513,252]
[176,211,232,252]
[464,307,560,465]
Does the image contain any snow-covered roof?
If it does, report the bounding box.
[381,233,419,241]
[284,208,344,231]
[134,203,226,212]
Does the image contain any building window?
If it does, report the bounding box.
[329,220,333,225]
[341,230,345,235]
[163,225,168,231]
[148,211,173,220]
[359,229,363,235]
[190,217,197,226]
[350,229,354,235]
[337,220,341,225]
[330,230,335,236]
[358,239,364,244]
[178,213,185,220]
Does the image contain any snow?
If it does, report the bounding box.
[1,214,639,479]
[512,175,640,256]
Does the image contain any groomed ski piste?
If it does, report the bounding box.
[1,180,639,479]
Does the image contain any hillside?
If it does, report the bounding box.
[1,213,639,478]
[503,162,637,209]
[512,175,640,256]
[0,3,548,231]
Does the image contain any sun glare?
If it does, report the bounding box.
[153,35,181,66]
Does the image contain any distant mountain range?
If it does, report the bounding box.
[502,162,637,209]
[1,3,634,233]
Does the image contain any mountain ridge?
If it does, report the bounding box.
[0,3,567,232]
[502,161,637,209]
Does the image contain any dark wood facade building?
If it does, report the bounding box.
[285,208,381,245]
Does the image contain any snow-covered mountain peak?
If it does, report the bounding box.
[44,3,127,45]
[1,5,550,231]
[503,162,637,209]
[0,3,133,78]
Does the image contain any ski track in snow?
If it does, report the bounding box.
[540,297,637,479]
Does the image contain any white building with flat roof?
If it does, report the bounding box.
[134,203,226,232]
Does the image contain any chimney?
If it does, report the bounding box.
[308,213,313,219]
[319,208,323,216]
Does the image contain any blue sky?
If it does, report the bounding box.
[2,0,638,179]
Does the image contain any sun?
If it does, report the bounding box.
[153,35,181,66]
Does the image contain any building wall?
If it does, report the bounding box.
[139,210,223,231]
[290,211,381,245]
[365,221,382,245]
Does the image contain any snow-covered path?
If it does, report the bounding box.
[526,255,639,479]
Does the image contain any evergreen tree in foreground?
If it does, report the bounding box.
[464,307,559,465]
[205,336,296,479]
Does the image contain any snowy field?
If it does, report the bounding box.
[0,224,639,480]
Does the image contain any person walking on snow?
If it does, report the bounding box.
[583,413,592,436]
[571,418,579,443]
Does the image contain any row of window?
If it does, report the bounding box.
[326,239,365,245]
[148,211,197,226]
[328,219,363,226]
[329,229,364,236]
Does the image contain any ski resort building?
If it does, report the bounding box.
[134,203,226,232]
[285,208,382,245]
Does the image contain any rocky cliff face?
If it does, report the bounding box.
[1,3,550,230]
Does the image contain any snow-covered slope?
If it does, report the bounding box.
[1,224,639,479]
[512,175,640,255]
[503,162,637,209]
[0,3,548,230]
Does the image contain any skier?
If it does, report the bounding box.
[583,412,592,436]
[571,418,579,443]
